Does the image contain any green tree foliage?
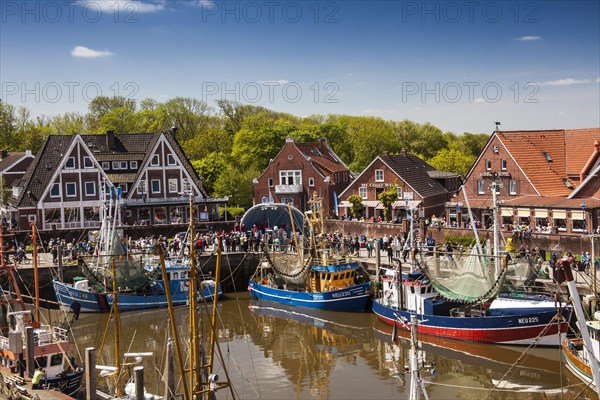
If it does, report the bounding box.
[348,194,363,218]
[231,113,290,171]
[378,187,398,221]
[0,100,19,150]
[212,164,258,209]
[428,148,476,177]
[190,152,227,194]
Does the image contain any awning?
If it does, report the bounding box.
[534,209,548,218]
[338,201,350,208]
[376,203,385,210]
[362,201,380,207]
[517,208,530,217]
[553,210,566,219]
[392,200,421,210]
[500,208,513,217]
[571,210,584,220]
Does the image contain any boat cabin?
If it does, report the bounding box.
[309,263,358,293]
[586,320,600,360]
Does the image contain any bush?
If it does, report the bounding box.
[218,206,245,218]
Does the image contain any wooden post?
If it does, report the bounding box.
[25,326,34,378]
[85,347,97,400]
[375,240,381,278]
[134,366,144,400]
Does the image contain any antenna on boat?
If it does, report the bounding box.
[491,172,500,278]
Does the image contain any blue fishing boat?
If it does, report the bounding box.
[248,194,371,312]
[53,184,220,313]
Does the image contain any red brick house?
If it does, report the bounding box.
[446,128,600,234]
[8,130,222,231]
[252,137,352,213]
[338,152,460,221]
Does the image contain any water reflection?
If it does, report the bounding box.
[58,294,590,399]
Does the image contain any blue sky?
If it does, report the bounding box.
[1,0,598,134]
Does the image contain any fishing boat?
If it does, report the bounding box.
[248,194,371,312]
[559,236,600,395]
[0,224,84,396]
[52,186,219,313]
[373,180,571,346]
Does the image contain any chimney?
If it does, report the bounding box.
[106,130,115,150]
[171,126,178,139]
[580,140,600,181]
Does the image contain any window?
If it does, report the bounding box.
[119,183,128,193]
[102,161,110,170]
[125,210,132,218]
[485,159,491,170]
[281,197,294,205]
[151,154,159,166]
[268,178,274,187]
[28,214,36,222]
[50,353,63,366]
[83,156,93,168]
[66,182,76,197]
[572,210,586,231]
[308,177,315,187]
[542,151,552,162]
[50,183,60,197]
[280,170,301,185]
[375,169,384,182]
[493,182,501,194]
[359,186,367,199]
[509,180,517,195]
[169,178,178,193]
[477,180,485,194]
[120,161,128,169]
[84,181,96,196]
[151,179,161,193]
[493,145,499,154]
[112,161,120,170]
[396,187,403,199]
[130,161,138,169]
[501,159,507,170]
[65,157,75,169]
[167,154,176,165]
[182,178,191,193]
[137,180,147,194]
[35,356,48,368]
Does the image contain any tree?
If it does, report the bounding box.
[0,100,19,150]
[230,113,288,172]
[50,112,87,134]
[212,164,258,209]
[190,152,227,194]
[428,148,475,177]
[378,188,398,221]
[99,107,138,133]
[347,195,363,218]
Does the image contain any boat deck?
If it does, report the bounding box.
[0,365,75,399]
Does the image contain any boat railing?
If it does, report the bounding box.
[34,325,69,345]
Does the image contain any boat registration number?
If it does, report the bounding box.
[331,291,351,298]
[518,317,539,324]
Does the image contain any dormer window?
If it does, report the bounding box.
[542,152,552,162]
[130,161,138,169]
[167,154,176,165]
[375,169,384,182]
[151,154,159,166]
[562,178,574,189]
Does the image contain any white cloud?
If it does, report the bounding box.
[71,46,115,58]
[185,0,214,7]
[516,35,542,41]
[474,98,485,103]
[257,80,289,85]
[80,0,165,13]
[538,78,591,86]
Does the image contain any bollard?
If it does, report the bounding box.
[134,366,144,400]
[85,347,97,400]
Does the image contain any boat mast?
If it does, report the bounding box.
[111,257,122,398]
[188,194,202,394]
[491,173,500,278]
[32,222,40,323]
[407,315,430,400]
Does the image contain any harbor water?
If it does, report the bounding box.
[38,293,595,400]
